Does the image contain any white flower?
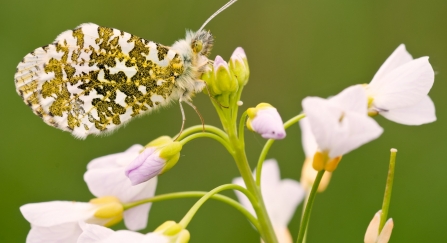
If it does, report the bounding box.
[233,159,305,243]
[20,145,158,243]
[364,211,394,243]
[299,118,332,192]
[246,103,286,140]
[302,85,383,171]
[365,44,436,125]
[84,144,158,230]
[20,197,123,243]
[77,221,190,243]
[77,223,169,243]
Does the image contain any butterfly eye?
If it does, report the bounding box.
[192,40,203,53]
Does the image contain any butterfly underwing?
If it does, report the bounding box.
[14,0,236,139]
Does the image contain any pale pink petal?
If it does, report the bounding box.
[77,223,114,243]
[370,44,413,85]
[328,111,383,158]
[302,97,340,152]
[370,57,434,110]
[21,201,95,227]
[303,96,383,158]
[87,145,143,170]
[27,223,82,243]
[77,223,148,243]
[251,108,286,140]
[299,118,318,158]
[329,85,368,114]
[377,219,394,243]
[380,95,436,125]
[234,160,305,228]
[125,148,165,185]
[364,211,381,243]
[266,179,304,227]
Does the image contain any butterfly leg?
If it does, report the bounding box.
[173,99,187,141]
[183,100,205,132]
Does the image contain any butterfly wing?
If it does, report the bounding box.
[15,23,185,139]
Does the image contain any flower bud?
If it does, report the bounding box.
[125,136,183,185]
[90,196,123,227]
[214,55,238,93]
[155,221,191,243]
[364,211,394,243]
[246,103,286,140]
[229,47,249,86]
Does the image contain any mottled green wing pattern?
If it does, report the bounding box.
[15,23,185,138]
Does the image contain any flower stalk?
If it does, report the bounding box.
[380,148,397,232]
[296,170,325,243]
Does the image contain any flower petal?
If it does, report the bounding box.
[250,108,286,140]
[123,178,157,231]
[299,118,318,158]
[21,201,94,227]
[27,223,82,243]
[379,95,436,125]
[77,222,114,243]
[329,111,383,158]
[364,211,381,243]
[329,85,368,114]
[87,145,143,170]
[302,97,341,153]
[369,57,434,110]
[377,218,394,243]
[370,44,413,85]
[265,179,304,226]
[125,148,165,185]
[77,223,153,243]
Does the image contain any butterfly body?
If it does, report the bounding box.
[15,23,214,138]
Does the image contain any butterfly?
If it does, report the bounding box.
[14,0,236,139]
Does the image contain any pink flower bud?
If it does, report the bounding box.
[246,103,286,140]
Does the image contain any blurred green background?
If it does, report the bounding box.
[1,0,446,242]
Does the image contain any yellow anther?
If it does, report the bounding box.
[325,156,342,172]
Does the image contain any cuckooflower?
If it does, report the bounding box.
[229,47,249,86]
[77,221,190,243]
[299,118,332,192]
[364,211,394,243]
[365,44,436,125]
[20,196,123,243]
[302,85,383,172]
[125,137,182,186]
[85,144,158,230]
[202,55,238,95]
[233,159,305,243]
[246,103,286,140]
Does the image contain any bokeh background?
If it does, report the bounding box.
[1,0,446,242]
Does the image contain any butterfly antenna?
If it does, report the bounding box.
[198,0,238,32]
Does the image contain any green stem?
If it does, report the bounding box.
[178,184,257,229]
[228,132,278,243]
[123,190,259,231]
[379,148,397,232]
[179,132,234,155]
[175,125,228,141]
[238,110,248,146]
[256,113,306,186]
[296,170,325,243]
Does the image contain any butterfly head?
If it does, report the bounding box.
[191,30,214,57]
